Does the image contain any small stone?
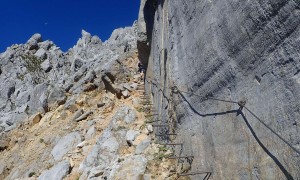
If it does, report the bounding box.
[31,113,42,125]
[0,139,9,151]
[76,141,86,148]
[146,125,153,133]
[75,111,92,122]
[122,89,130,98]
[130,83,138,90]
[97,103,105,108]
[71,109,83,121]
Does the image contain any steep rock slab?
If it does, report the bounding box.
[139,0,300,179]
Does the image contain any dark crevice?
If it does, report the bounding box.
[137,0,157,66]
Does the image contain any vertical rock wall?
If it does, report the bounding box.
[138,0,300,179]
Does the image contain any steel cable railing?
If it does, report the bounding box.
[144,77,300,155]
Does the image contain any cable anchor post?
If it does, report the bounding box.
[238,100,246,111]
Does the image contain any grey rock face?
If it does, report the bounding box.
[38,161,70,180]
[51,132,81,161]
[140,0,300,179]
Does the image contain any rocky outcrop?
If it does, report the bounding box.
[139,0,300,179]
[0,24,138,134]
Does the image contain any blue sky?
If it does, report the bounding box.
[0,0,140,52]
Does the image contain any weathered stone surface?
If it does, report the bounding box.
[135,138,151,154]
[108,155,147,180]
[111,105,137,130]
[75,111,92,122]
[79,129,120,173]
[139,0,300,179]
[38,161,70,180]
[126,130,140,145]
[51,132,81,161]
[47,87,66,108]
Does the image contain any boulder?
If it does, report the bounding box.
[28,83,49,115]
[40,59,52,72]
[27,34,42,50]
[38,161,70,180]
[51,132,81,161]
[126,130,140,145]
[47,87,67,108]
[111,105,136,130]
[108,155,147,180]
[34,49,47,59]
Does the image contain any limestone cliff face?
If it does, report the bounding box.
[138,0,300,179]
